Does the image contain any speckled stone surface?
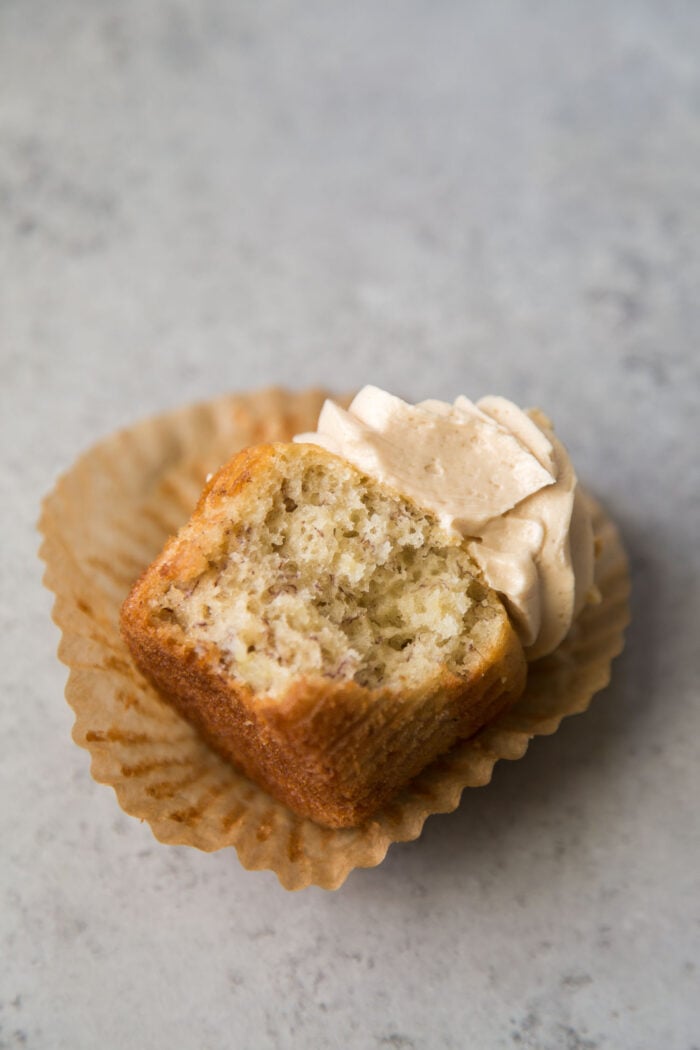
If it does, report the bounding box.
[3,2,699,1047]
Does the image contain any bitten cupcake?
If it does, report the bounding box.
[41,387,629,888]
[120,387,601,828]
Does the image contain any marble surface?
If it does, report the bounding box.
[3,2,699,1047]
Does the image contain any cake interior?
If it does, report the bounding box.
[157,455,496,697]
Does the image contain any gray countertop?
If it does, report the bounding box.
[3,3,699,1048]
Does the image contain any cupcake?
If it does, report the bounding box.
[40,387,629,888]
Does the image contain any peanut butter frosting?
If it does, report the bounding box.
[295,386,596,659]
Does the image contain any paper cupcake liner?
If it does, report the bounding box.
[39,388,630,890]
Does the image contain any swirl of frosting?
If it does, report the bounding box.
[295,386,596,659]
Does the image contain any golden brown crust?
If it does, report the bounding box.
[120,443,527,828]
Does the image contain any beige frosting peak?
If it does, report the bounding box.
[295,386,596,660]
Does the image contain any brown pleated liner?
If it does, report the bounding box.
[39,388,630,890]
